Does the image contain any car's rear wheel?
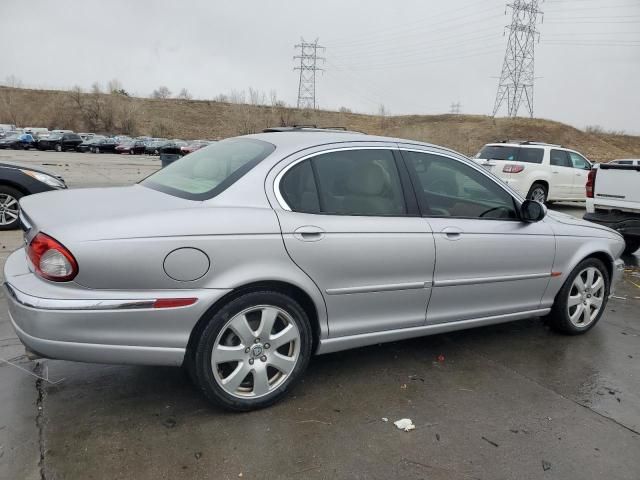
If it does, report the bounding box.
[0,186,23,231]
[192,291,312,411]
[527,183,547,204]
[546,258,609,335]
[95,147,100,154]
[623,237,640,255]
[55,144,62,152]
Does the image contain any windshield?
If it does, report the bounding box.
[141,138,275,200]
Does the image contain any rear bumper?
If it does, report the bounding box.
[4,249,230,366]
[583,211,640,239]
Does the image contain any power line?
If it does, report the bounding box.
[493,0,544,119]
[293,38,325,110]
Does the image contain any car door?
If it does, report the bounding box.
[549,149,574,198]
[272,145,435,338]
[567,151,592,199]
[399,148,555,324]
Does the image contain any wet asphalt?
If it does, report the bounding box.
[0,150,638,480]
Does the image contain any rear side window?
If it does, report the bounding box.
[279,149,407,216]
[550,149,571,167]
[568,152,590,170]
[142,138,274,200]
[517,148,543,164]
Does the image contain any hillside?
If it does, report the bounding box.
[2,86,639,161]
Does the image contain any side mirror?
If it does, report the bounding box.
[521,200,546,223]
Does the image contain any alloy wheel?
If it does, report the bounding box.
[529,187,546,203]
[211,305,301,399]
[567,266,605,327]
[0,194,19,226]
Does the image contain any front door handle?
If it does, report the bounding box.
[441,226,463,240]
[293,226,325,242]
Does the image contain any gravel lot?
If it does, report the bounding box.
[1,150,638,480]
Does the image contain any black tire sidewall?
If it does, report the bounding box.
[0,186,23,231]
[193,291,312,411]
[548,258,610,335]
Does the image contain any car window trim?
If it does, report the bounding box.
[274,146,417,217]
[397,147,523,222]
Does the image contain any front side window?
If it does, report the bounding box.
[279,149,407,216]
[550,149,571,167]
[403,151,518,220]
[142,138,274,200]
[568,152,590,170]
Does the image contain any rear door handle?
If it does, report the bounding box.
[441,226,463,240]
[293,226,325,242]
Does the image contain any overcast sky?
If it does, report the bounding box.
[1,0,639,132]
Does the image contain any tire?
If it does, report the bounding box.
[527,182,548,204]
[129,149,134,155]
[192,291,312,411]
[95,147,100,154]
[623,237,640,255]
[0,186,23,231]
[546,258,610,335]
[55,144,62,152]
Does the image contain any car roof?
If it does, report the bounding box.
[244,131,465,158]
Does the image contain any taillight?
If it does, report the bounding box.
[27,233,78,281]
[503,164,525,173]
[586,168,597,198]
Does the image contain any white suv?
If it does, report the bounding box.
[474,141,592,203]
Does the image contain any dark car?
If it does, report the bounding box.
[89,138,118,154]
[0,133,36,150]
[76,135,107,153]
[115,140,146,155]
[36,133,83,152]
[145,140,169,155]
[180,140,211,155]
[0,161,67,230]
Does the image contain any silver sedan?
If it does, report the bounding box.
[4,129,625,410]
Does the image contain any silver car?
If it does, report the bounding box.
[4,128,625,411]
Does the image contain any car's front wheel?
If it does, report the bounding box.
[55,144,62,152]
[192,291,312,411]
[0,186,23,230]
[546,258,610,335]
[527,182,547,204]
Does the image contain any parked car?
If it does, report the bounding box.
[0,133,36,150]
[474,141,592,203]
[115,140,146,155]
[5,129,625,411]
[181,140,210,155]
[584,162,640,254]
[76,136,106,153]
[35,133,83,152]
[0,160,67,229]
[609,159,640,166]
[89,138,118,154]
[145,140,169,155]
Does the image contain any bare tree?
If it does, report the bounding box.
[152,86,172,99]
[177,88,192,100]
[228,89,246,104]
[4,74,22,88]
[378,104,389,129]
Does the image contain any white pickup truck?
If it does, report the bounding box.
[584,161,640,255]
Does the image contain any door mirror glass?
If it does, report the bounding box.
[521,200,546,223]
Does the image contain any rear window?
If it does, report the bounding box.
[141,138,275,200]
[477,145,543,164]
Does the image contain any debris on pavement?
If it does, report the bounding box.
[394,418,416,432]
[381,417,388,422]
[542,460,552,471]
[481,436,499,447]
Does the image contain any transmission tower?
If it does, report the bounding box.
[492,1,544,118]
[450,102,462,114]
[294,38,325,109]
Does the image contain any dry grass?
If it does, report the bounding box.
[2,86,639,162]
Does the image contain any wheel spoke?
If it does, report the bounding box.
[591,277,604,294]
[568,295,582,308]
[585,268,595,288]
[574,275,586,293]
[252,365,271,396]
[229,314,255,346]
[582,305,591,324]
[570,304,584,323]
[256,307,279,339]
[4,210,18,220]
[222,362,250,392]
[212,345,245,364]
[268,352,296,375]
[591,296,603,308]
[5,198,17,208]
[270,324,298,349]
